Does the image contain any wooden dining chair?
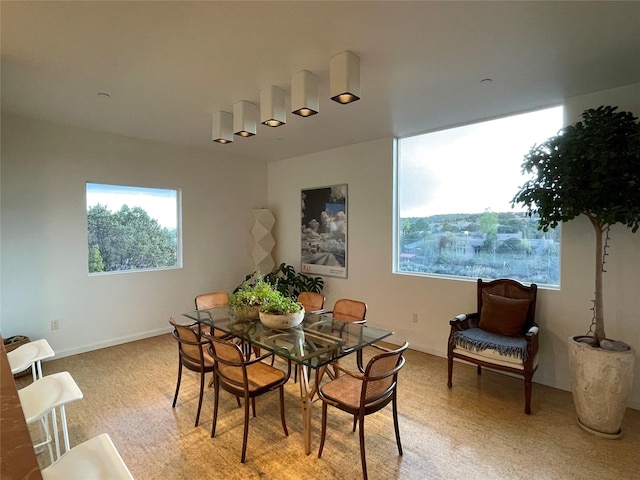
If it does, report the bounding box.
[330,298,367,324]
[194,291,230,339]
[326,298,368,375]
[317,342,409,480]
[195,291,229,310]
[169,318,215,427]
[297,291,325,313]
[291,291,325,382]
[204,333,291,463]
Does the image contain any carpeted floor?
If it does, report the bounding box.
[17,334,640,480]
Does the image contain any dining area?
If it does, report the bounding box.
[176,297,406,476]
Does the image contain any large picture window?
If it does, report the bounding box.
[395,106,563,286]
[86,183,181,274]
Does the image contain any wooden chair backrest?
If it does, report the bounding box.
[297,292,325,312]
[332,298,367,323]
[477,278,538,330]
[361,342,408,406]
[195,292,229,310]
[169,318,205,365]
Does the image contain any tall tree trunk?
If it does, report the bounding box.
[591,217,606,346]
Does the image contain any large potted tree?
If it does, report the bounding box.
[513,105,640,438]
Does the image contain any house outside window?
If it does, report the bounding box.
[395,106,563,287]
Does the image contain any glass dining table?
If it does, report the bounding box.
[182,306,394,455]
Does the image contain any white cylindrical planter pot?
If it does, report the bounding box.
[568,336,635,438]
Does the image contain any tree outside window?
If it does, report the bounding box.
[86,183,181,274]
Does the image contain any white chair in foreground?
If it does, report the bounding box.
[18,371,84,461]
[7,338,55,381]
[41,433,134,480]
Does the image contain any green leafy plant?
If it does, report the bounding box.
[228,274,280,309]
[229,272,303,315]
[512,105,640,347]
[235,263,324,299]
[258,294,303,315]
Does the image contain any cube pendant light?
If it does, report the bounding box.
[260,86,286,127]
[233,100,257,137]
[212,111,233,144]
[330,50,360,104]
[291,70,319,117]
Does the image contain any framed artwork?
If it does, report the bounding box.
[301,184,348,278]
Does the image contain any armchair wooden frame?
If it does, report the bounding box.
[447,278,539,414]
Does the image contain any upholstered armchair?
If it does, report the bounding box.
[447,278,539,414]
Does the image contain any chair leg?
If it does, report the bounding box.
[59,404,71,455]
[524,375,532,415]
[195,368,205,427]
[211,378,219,438]
[241,394,250,463]
[447,357,453,388]
[358,414,368,480]
[318,402,328,458]
[279,386,288,436]
[39,411,55,464]
[251,398,256,417]
[477,365,482,375]
[392,395,403,456]
[356,349,364,372]
[172,359,182,408]
[51,407,61,460]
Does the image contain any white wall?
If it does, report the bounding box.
[268,83,640,409]
[1,114,266,357]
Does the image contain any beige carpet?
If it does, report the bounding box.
[17,334,639,480]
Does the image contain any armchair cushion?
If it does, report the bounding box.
[478,292,530,337]
[451,327,530,361]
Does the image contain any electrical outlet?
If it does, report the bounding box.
[51,319,60,330]
[412,313,418,323]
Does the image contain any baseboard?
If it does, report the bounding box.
[48,326,173,359]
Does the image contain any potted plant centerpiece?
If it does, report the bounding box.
[229,271,306,328]
[228,274,278,320]
[513,105,640,437]
[258,293,305,329]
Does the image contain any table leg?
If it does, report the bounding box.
[298,364,326,455]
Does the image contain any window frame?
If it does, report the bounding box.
[86,182,183,275]
[393,106,563,288]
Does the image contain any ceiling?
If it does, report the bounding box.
[2,1,639,163]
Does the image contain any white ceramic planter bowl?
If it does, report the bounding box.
[259,309,305,329]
